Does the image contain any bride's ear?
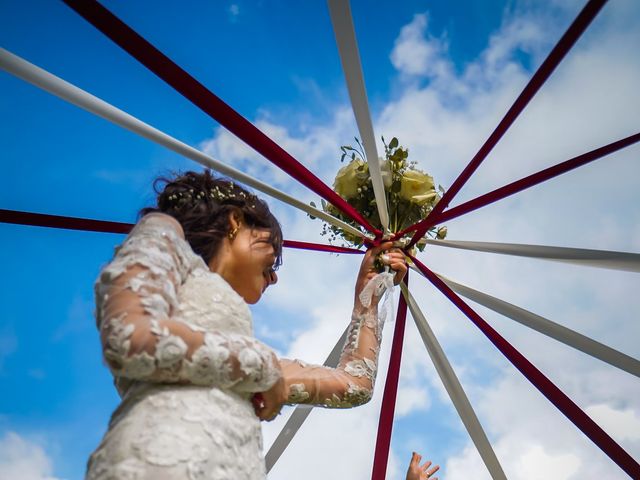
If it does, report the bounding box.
[227,210,243,230]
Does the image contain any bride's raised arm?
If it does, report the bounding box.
[279,243,407,408]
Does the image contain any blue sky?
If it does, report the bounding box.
[1,1,639,479]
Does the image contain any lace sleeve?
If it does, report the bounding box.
[94,213,281,392]
[280,281,390,408]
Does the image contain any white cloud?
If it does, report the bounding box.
[396,385,431,417]
[199,1,640,478]
[199,107,358,195]
[444,443,491,480]
[586,404,640,442]
[390,13,453,80]
[228,3,240,21]
[445,442,583,480]
[516,446,581,480]
[0,432,62,480]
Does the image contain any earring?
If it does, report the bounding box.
[228,225,240,241]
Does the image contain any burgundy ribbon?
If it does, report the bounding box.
[61,0,380,237]
[371,272,409,480]
[20,1,635,475]
[408,254,640,479]
[402,0,608,247]
[0,209,360,254]
[425,132,640,229]
[282,240,363,255]
[0,208,132,234]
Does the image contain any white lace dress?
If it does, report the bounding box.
[86,213,387,480]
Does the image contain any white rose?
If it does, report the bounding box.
[379,158,393,188]
[399,169,436,205]
[334,159,367,199]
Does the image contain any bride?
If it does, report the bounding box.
[86,170,407,479]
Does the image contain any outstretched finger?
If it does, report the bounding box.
[420,460,432,471]
[425,465,440,477]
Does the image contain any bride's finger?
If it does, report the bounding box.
[390,260,407,273]
[388,262,407,285]
[380,251,406,265]
[425,465,440,476]
[369,241,393,255]
[258,402,280,421]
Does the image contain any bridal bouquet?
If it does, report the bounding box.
[314,137,447,250]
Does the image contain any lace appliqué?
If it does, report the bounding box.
[95,213,282,394]
[321,382,372,408]
[358,271,395,333]
[132,424,198,467]
[357,271,394,308]
[282,272,394,410]
[344,358,376,379]
[287,383,310,403]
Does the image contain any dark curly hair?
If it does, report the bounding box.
[139,170,283,268]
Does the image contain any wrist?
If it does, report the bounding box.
[354,274,385,310]
[353,294,380,314]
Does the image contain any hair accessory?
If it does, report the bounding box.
[167,183,255,209]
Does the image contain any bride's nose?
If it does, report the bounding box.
[268,270,278,285]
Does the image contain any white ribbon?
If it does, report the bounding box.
[327,0,390,235]
[0,47,371,242]
[400,283,507,480]
[426,239,640,273]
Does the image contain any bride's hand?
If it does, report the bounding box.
[252,376,287,422]
[355,241,408,296]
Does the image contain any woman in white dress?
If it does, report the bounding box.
[86,170,407,480]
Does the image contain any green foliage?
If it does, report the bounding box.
[309,136,448,250]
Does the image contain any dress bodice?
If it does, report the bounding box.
[174,268,253,336]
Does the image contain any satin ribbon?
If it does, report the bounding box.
[0,209,362,254]
[409,254,640,479]
[403,0,608,248]
[62,0,381,238]
[396,132,640,236]
[327,0,390,234]
[370,272,408,479]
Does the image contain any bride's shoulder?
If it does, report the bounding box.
[120,212,206,274]
[137,212,185,240]
[128,213,200,266]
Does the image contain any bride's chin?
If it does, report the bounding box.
[246,294,261,305]
[244,288,262,305]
